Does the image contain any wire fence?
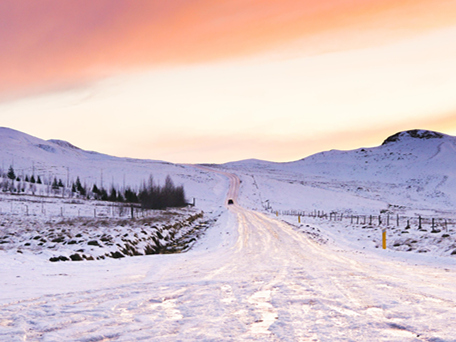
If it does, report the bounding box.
[272,209,454,233]
[0,194,154,219]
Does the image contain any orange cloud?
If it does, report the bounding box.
[1,0,456,98]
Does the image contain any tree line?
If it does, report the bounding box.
[1,165,187,209]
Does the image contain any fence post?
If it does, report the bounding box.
[418,216,422,229]
[397,214,399,227]
[431,218,437,233]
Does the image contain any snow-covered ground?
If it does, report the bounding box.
[0,201,210,262]
[1,128,456,340]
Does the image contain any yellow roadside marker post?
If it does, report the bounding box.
[276,211,278,217]
[298,215,301,223]
[382,228,387,249]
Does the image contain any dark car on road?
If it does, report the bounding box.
[227,199,234,205]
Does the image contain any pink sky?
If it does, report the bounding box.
[2,0,455,97]
[1,1,456,162]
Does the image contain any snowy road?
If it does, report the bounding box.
[2,169,456,341]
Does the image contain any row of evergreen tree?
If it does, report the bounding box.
[2,166,187,209]
[4,165,43,184]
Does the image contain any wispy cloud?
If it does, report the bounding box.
[2,0,456,98]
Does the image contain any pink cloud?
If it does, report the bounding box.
[1,0,455,98]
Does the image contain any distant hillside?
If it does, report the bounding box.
[287,129,456,181]
[224,130,456,214]
[0,127,226,211]
[0,127,169,185]
[226,129,456,182]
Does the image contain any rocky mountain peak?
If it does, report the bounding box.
[382,129,444,145]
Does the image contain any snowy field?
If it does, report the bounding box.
[0,195,211,263]
[1,169,456,341]
[1,129,456,340]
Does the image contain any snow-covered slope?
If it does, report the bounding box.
[0,127,228,212]
[224,130,456,216]
[287,129,454,181]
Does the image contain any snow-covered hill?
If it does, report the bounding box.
[2,126,455,217]
[224,129,456,216]
[0,127,228,212]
